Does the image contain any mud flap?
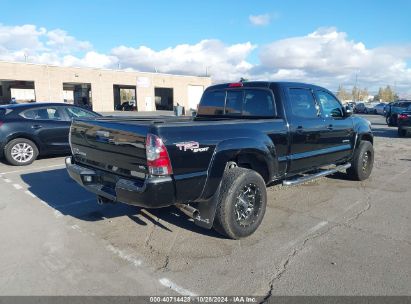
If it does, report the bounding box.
[193,184,221,229]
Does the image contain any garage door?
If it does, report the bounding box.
[187,85,204,110]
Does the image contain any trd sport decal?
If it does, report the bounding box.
[175,141,210,153]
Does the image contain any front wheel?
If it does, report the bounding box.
[214,167,267,239]
[4,138,39,166]
[347,141,374,181]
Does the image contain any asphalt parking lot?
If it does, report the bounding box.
[0,114,410,297]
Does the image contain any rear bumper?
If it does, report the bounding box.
[398,125,411,131]
[65,157,175,208]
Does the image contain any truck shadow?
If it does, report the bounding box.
[20,168,224,239]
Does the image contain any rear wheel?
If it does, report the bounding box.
[4,138,39,166]
[214,167,267,239]
[347,141,374,181]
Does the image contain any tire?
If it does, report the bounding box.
[346,141,374,181]
[4,138,39,166]
[213,167,267,239]
[398,128,407,137]
[386,116,392,126]
[364,109,368,114]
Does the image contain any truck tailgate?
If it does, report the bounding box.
[70,119,149,179]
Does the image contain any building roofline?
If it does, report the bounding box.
[0,60,211,80]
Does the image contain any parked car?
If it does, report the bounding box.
[346,102,356,109]
[373,103,386,115]
[66,81,373,239]
[364,102,379,114]
[0,103,101,166]
[385,100,411,126]
[397,105,411,137]
[115,101,137,111]
[354,102,368,113]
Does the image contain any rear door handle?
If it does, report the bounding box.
[327,124,333,130]
[31,124,42,129]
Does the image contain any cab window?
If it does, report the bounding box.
[288,88,319,118]
[315,91,344,118]
[197,89,275,117]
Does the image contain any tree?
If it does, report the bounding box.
[375,86,396,102]
[352,86,360,101]
[337,84,351,101]
[358,88,369,101]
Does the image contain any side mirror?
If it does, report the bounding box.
[344,105,353,117]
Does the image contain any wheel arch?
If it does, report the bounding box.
[358,132,373,145]
[199,137,277,201]
[5,133,42,153]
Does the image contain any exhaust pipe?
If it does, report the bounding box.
[176,203,199,219]
[97,195,116,205]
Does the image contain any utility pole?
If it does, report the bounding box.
[354,73,358,102]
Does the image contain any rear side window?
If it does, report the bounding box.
[21,107,62,120]
[288,88,318,118]
[198,89,275,117]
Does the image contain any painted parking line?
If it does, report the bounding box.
[24,190,37,198]
[159,278,197,297]
[13,184,23,190]
[0,163,65,175]
[106,244,143,267]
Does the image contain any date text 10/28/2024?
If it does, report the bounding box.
[149,296,257,303]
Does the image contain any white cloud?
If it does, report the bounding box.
[249,14,271,26]
[62,51,118,68]
[111,40,256,82]
[257,27,411,94]
[0,24,46,51]
[46,29,92,53]
[0,24,411,96]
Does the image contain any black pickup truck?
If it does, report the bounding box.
[66,81,374,239]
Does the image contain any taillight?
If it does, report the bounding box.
[228,82,243,87]
[398,114,409,120]
[0,121,3,127]
[146,133,173,176]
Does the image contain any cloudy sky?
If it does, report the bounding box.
[1,0,410,96]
